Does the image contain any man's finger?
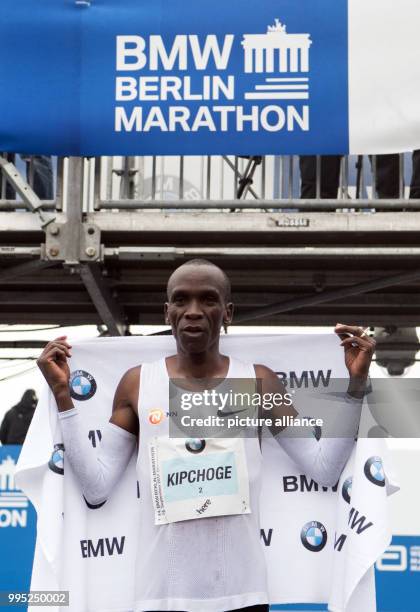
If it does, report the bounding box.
[335,324,369,337]
[49,347,67,358]
[340,336,373,352]
[336,332,351,342]
[41,347,68,363]
[46,342,72,357]
[50,342,72,353]
[48,339,72,349]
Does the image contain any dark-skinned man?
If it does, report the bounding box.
[37,259,375,612]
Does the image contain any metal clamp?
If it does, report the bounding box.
[44,222,103,263]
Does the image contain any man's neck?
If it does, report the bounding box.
[168,349,229,379]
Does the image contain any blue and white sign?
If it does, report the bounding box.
[110,3,348,156]
[1,0,420,156]
[0,446,37,605]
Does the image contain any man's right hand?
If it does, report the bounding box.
[37,336,72,399]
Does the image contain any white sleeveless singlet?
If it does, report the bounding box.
[134,357,268,612]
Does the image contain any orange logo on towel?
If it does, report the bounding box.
[148,409,164,425]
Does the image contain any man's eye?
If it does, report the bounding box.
[173,297,185,304]
[205,296,217,304]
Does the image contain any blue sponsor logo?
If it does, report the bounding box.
[300,520,327,552]
[364,456,385,487]
[69,370,97,401]
[185,439,206,454]
[342,476,352,504]
[48,444,64,475]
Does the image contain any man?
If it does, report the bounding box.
[37,259,375,612]
[0,389,38,445]
[299,151,420,200]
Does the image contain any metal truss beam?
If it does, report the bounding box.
[0,340,46,349]
[235,269,420,323]
[3,290,420,308]
[221,156,260,200]
[0,158,55,228]
[0,201,56,212]
[87,211,420,236]
[4,245,420,260]
[79,263,127,336]
[3,211,420,236]
[104,246,420,259]
[98,198,420,211]
[0,259,55,282]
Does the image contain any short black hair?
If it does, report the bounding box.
[167,259,231,302]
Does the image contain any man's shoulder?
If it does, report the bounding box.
[1,408,12,421]
[119,365,141,388]
[124,364,142,374]
[253,363,277,379]
[122,356,164,377]
[4,406,16,418]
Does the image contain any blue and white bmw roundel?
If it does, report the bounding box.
[301,520,327,552]
[364,457,385,487]
[69,370,97,401]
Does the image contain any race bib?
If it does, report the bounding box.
[149,437,251,525]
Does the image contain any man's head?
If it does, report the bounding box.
[165,259,233,354]
[20,389,38,409]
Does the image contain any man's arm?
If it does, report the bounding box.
[254,341,367,488]
[254,364,297,437]
[110,367,140,436]
[37,337,138,504]
[257,325,375,486]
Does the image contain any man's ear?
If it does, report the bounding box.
[224,302,234,326]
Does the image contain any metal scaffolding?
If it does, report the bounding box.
[1,155,420,334]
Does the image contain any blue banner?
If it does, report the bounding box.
[0,0,348,155]
[0,446,36,611]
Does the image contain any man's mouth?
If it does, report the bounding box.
[182,326,206,335]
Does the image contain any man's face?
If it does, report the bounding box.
[165,265,233,354]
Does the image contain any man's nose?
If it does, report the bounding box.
[185,299,203,318]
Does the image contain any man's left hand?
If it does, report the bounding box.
[335,324,376,385]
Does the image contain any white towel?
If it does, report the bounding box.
[16,334,398,612]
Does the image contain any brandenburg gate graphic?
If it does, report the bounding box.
[0,456,28,508]
[242,19,312,73]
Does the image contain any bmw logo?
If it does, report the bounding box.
[364,456,385,487]
[48,443,64,475]
[185,439,206,454]
[301,521,327,552]
[69,370,97,401]
[342,477,352,504]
